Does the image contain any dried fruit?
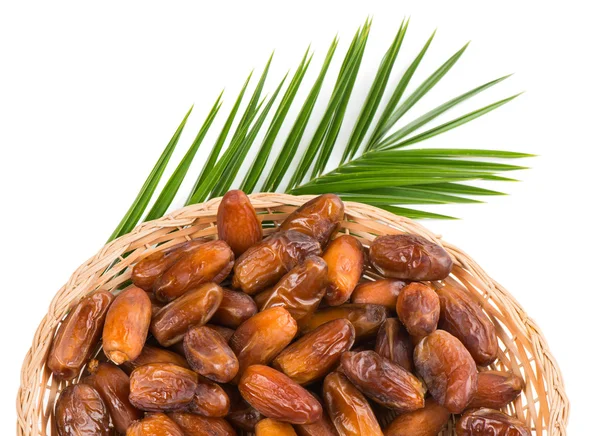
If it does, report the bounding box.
[184,325,239,383]
[48,290,114,381]
[437,285,498,366]
[383,398,450,436]
[259,256,328,322]
[256,418,298,435]
[85,361,142,434]
[229,307,297,383]
[294,406,338,436]
[187,377,230,417]
[340,351,425,412]
[375,318,414,372]
[151,283,223,347]
[103,287,152,364]
[55,384,110,436]
[169,412,236,436]
[300,304,386,341]
[226,399,262,431]
[217,190,263,257]
[396,282,440,340]
[414,330,477,413]
[211,288,258,328]
[132,238,208,291]
[205,324,235,342]
[456,408,531,435]
[122,345,190,374]
[129,363,198,412]
[154,240,234,302]
[279,193,344,247]
[239,365,322,425]
[351,279,406,311]
[273,319,355,385]
[322,372,383,436]
[322,235,364,306]
[232,230,321,294]
[126,413,184,436]
[469,370,525,409]
[369,234,452,281]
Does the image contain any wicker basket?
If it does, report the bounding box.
[16,193,569,435]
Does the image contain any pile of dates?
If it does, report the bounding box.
[48,191,532,436]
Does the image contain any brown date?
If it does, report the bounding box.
[322,235,364,306]
[184,325,239,383]
[229,307,297,383]
[226,399,262,431]
[414,330,477,413]
[55,384,110,436]
[340,351,425,412]
[122,345,190,374]
[456,408,531,436]
[169,411,236,436]
[206,324,235,342]
[351,279,406,311]
[238,365,322,425]
[383,398,450,436]
[129,363,198,412]
[103,287,152,364]
[211,288,258,328]
[295,406,338,436]
[437,285,498,366]
[279,193,344,247]
[396,282,440,340]
[147,291,167,316]
[232,230,321,294]
[469,370,525,409]
[300,303,386,341]
[85,360,142,434]
[273,319,355,385]
[369,234,452,281]
[256,418,298,436]
[217,189,263,257]
[131,238,208,291]
[48,290,114,381]
[259,256,328,323]
[151,283,223,347]
[375,318,414,372]
[186,376,230,417]
[154,240,234,302]
[126,413,184,436]
[322,372,383,436]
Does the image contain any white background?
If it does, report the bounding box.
[1,1,598,433]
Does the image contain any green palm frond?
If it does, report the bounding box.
[108,19,532,242]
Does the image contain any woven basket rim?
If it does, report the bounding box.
[16,192,569,435]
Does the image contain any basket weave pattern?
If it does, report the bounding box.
[17,193,569,435]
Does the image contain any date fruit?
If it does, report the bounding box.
[375,318,414,372]
[229,307,297,383]
[256,418,298,436]
[340,351,425,412]
[103,287,152,364]
[169,412,236,436]
[184,325,238,383]
[206,324,235,342]
[273,319,355,385]
[437,285,498,366]
[151,283,223,347]
[322,372,383,436]
[322,235,364,306]
[396,282,440,340]
[217,190,263,257]
[279,193,344,247]
[239,365,322,425]
[154,240,234,302]
[456,408,531,436]
[295,407,338,436]
[383,398,450,436]
[211,288,258,328]
[123,345,190,373]
[414,330,477,413]
[129,363,198,412]
[187,377,230,417]
[126,413,184,436]
[226,400,262,431]
[48,290,114,380]
[469,370,524,409]
[259,256,328,323]
[369,234,452,281]
[232,230,321,294]
[55,384,110,436]
[300,304,386,341]
[351,279,406,311]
